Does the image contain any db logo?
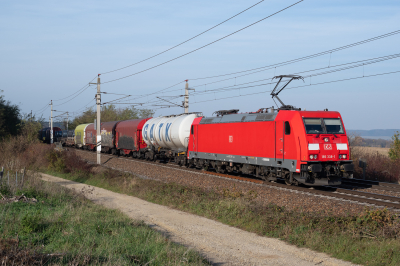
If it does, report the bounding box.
[229,136,233,143]
[324,144,332,150]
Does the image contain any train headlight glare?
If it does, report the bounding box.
[309,155,314,159]
[343,154,347,159]
[324,137,329,142]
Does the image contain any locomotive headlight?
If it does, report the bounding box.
[309,155,314,159]
[342,154,347,159]
[324,137,329,142]
[313,155,318,159]
[339,155,342,159]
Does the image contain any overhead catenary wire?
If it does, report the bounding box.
[186,52,400,97]
[112,30,400,106]
[173,70,400,106]
[100,0,267,75]
[56,84,93,107]
[95,30,400,108]
[134,53,400,108]
[53,76,97,102]
[188,29,400,81]
[102,0,305,84]
[33,101,51,115]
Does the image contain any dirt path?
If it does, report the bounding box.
[41,173,358,266]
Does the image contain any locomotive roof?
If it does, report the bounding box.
[199,110,342,124]
[200,112,278,124]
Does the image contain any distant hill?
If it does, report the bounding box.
[347,129,400,137]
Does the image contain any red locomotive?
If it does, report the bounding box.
[187,108,353,186]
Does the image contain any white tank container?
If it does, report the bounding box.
[142,116,163,148]
[142,114,199,150]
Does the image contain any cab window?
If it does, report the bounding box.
[285,121,291,135]
[303,118,323,134]
[323,118,344,134]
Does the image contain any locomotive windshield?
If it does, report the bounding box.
[304,118,323,134]
[303,118,344,134]
[323,118,344,134]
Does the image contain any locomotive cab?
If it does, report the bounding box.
[297,111,354,186]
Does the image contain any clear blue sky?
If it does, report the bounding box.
[1,0,399,129]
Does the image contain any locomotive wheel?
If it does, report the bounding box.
[215,165,225,174]
[284,173,298,186]
[284,173,292,185]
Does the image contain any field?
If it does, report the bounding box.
[352,146,390,157]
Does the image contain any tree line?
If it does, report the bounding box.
[68,105,154,129]
[0,90,154,140]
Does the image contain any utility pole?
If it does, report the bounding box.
[30,110,32,122]
[50,100,53,144]
[90,74,101,164]
[66,112,69,131]
[183,80,195,114]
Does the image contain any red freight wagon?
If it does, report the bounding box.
[115,118,152,157]
[84,123,97,150]
[187,109,354,186]
[99,121,120,154]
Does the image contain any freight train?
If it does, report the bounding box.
[44,107,354,186]
[40,76,355,186]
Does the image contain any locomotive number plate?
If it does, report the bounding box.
[321,155,335,159]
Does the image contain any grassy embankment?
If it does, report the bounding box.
[0,174,208,265]
[0,140,208,265]
[41,147,400,266]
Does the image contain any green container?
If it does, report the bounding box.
[74,123,91,147]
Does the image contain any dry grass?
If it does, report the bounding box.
[352,146,390,157]
[350,146,400,183]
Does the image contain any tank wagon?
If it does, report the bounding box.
[187,109,354,186]
[141,113,202,162]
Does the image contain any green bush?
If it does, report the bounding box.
[21,212,42,234]
[389,131,400,161]
[46,150,66,172]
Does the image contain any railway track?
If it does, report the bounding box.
[341,178,400,193]
[75,149,400,211]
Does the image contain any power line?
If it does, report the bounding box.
[102,0,305,84]
[189,52,400,97]
[53,76,97,101]
[101,0,267,75]
[56,84,93,107]
[115,29,400,103]
[136,53,400,107]
[188,29,400,81]
[187,70,400,105]
[33,101,51,115]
